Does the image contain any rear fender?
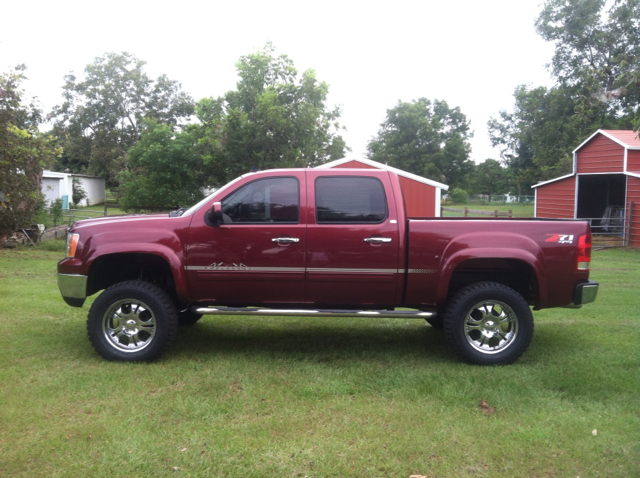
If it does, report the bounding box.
[436,232,546,306]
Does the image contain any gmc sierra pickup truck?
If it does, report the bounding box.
[57,168,599,365]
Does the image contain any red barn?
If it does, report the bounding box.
[318,157,449,217]
[533,130,640,248]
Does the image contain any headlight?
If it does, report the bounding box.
[66,233,80,258]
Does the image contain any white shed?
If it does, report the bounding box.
[42,171,106,208]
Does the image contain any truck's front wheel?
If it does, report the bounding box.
[87,280,178,361]
[443,282,533,365]
[178,309,202,326]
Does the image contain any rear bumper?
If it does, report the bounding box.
[573,280,599,305]
[58,273,87,307]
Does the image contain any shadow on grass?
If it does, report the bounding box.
[170,318,456,363]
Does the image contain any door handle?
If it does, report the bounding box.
[364,237,392,243]
[272,237,300,244]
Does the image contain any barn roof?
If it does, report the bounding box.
[317,156,449,191]
[531,173,575,189]
[534,129,640,189]
[574,129,640,153]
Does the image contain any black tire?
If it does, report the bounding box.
[87,280,178,362]
[178,309,202,326]
[425,316,444,329]
[443,282,534,365]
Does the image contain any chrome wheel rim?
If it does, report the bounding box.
[102,299,157,353]
[464,300,519,354]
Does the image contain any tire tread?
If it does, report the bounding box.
[443,281,534,365]
[87,280,178,362]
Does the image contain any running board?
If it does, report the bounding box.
[190,306,436,319]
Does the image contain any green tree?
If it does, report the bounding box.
[488,85,583,193]
[0,66,56,232]
[50,52,194,185]
[118,44,347,208]
[467,159,511,196]
[192,43,346,185]
[489,0,640,192]
[367,98,473,188]
[119,120,204,212]
[536,0,640,125]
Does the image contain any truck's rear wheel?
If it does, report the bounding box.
[443,282,533,365]
[87,280,178,361]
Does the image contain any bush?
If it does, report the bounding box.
[450,188,469,204]
[50,198,63,227]
[72,177,87,206]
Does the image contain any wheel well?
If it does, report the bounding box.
[87,253,177,301]
[447,258,538,305]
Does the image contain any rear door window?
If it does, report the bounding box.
[315,176,388,223]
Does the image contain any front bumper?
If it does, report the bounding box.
[573,280,599,305]
[58,273,88,307]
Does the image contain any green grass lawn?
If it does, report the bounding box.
[0,242,638,477]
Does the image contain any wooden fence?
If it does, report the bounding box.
[441,207,513,218]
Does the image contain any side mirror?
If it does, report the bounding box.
[207,202,223,227]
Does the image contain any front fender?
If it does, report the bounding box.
[75,228,190,303]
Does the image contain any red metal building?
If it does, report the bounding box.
[318,157,449,217]
[533,130,640,248]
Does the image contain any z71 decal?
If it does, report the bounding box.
[546,234,574,244]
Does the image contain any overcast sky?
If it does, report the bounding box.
[1,0,556,163]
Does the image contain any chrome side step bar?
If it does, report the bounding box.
[190,306,436,319]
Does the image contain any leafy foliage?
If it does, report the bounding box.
[488,85,580,193]
[49,52,194,186]
[0,66,55,232]
[536,0,640,121]
[467,159,511,196]
[489,0,640,190]
[367,98,473,188]
[71,177,87,206]
[449,187,470,204]
[191,43,346,185]
[118,43,348,210]
[49,198,63,227]
[119,120,204,212]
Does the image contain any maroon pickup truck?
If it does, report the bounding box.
[57,168,599,365]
